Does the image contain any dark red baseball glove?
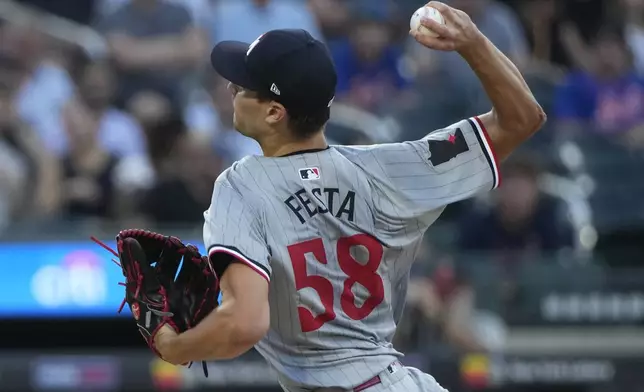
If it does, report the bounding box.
[92,229,219,376]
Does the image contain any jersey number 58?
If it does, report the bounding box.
[287,234,384,333]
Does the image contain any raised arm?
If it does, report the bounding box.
[412,1,546,161]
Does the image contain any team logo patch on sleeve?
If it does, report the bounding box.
[428,128,469,166]
[299,167,321,180]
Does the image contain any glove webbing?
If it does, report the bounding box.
[91,234,210,378]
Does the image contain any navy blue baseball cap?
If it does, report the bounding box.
[210,29,337,116]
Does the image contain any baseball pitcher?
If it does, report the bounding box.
[113,2,545,391]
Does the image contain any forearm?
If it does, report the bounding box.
[158,300,256,364]
[460,36,544,134]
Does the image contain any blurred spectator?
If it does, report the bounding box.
[395,246,503,354]
[514,0,560,65]
[127,90,174,131]
[330,11,411,112]
[554,25,644,147]
[68,60,148,158]
[308,0,351,42]
[458,156,574,258]
[210,0,323,44]
[71,61,156,211]
[0,55,61,224]
[0,23,75,155]
[554,24,644,247]
[96,0,209,109]
[556,0,608,71]
[509,0,607,70]
[140,116,222,224]
[59,97,120,220]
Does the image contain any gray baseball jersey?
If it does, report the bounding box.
[203,117,500,389]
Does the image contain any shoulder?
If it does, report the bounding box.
[331,143,418,181]
[225,155,260,181]
[331,143,409,168]
[331,144,377,158]
[332,141,425,162]
[213,166,237,192]
[213,158,262,201]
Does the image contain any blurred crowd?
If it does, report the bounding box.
[1,0,644,356]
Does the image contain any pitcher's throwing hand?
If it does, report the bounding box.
[410,1,485,53]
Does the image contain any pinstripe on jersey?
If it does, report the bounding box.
[203,117,500,389]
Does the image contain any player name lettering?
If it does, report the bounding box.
[284,187,356,224]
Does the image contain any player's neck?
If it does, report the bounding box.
[259,132,328,157]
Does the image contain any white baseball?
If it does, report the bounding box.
[410,6,445,38]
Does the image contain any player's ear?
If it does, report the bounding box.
[265,102,287,126]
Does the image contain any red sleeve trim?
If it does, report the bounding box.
[473,116,501,188]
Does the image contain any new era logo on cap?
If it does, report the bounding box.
[299,167,320,180]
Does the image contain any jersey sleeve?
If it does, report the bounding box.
[203,176,271,282]
[368,116,500,224]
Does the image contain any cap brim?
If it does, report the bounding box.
[210,41,258,90]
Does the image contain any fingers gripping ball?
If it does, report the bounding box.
[410,6,445,38]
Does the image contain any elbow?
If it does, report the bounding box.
[531,103,548,133]
[498,100,547,137]
[519,100,547,136]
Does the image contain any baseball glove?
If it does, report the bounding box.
[91,229,219,376]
